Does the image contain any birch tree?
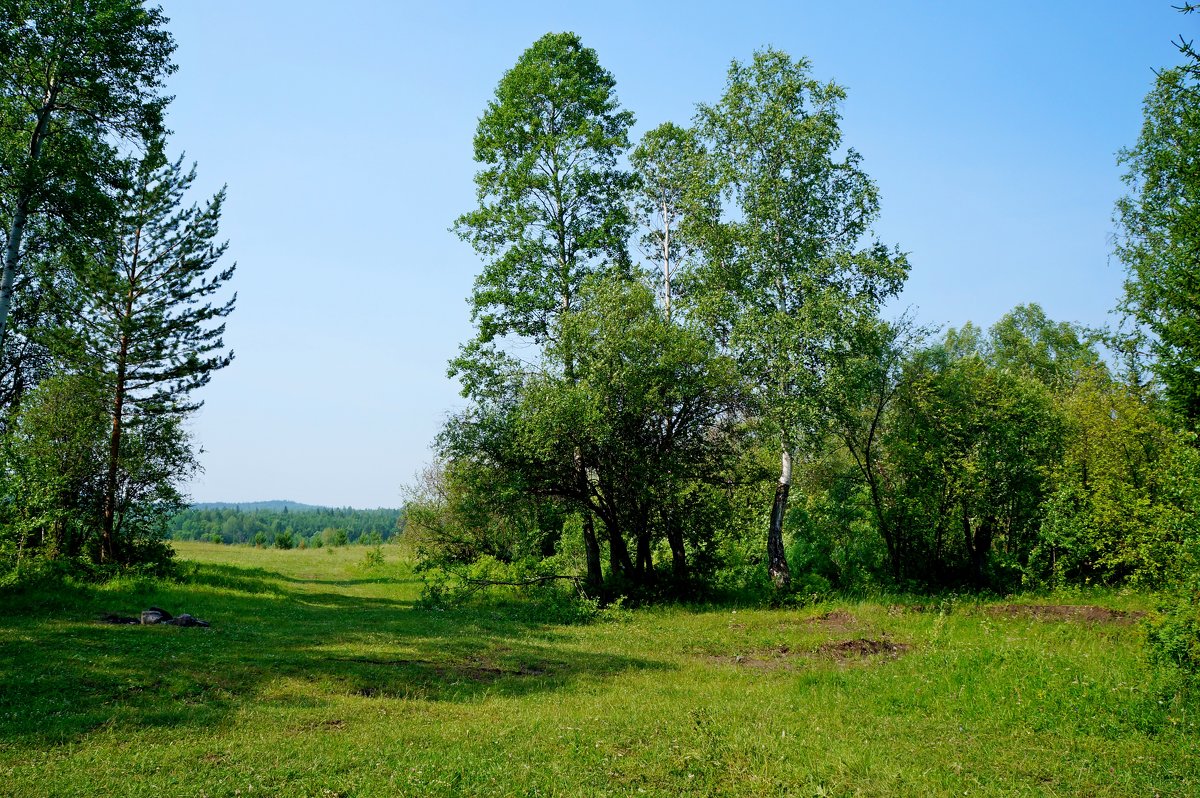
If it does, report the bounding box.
[630,123,717,320]
[697,49,908,588]
[0,0,175,360]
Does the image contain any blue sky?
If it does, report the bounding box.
[156,1,1191,508]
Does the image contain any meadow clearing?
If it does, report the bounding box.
[1,541,1196,797]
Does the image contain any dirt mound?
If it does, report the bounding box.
[816,638,910,660]
[987,604,1145,625]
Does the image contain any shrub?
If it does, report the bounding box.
[362,545,384,568]
[1146,577,1200,676]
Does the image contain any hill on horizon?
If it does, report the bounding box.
[190,500,401,512]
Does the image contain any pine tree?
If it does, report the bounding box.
[67,140,235,563]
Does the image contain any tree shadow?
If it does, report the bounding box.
[0,558,667,747]
[183,560,422,589]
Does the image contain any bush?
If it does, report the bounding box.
[1146,578,1200,676]
[416,555,601,623]
[362,545,384,568]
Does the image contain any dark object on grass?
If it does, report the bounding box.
[141,606,172,624]
[100,607,211,627]
[164,613,210,627]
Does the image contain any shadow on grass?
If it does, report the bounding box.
[179,561,289,595]
[184,560,421,590]
[0,559,666,747]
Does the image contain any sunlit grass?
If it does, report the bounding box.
[0,541,1196,797]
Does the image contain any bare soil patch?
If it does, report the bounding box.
[711,637,909,670]
[812,609,856,628]
[779,609,857,631]
[816,638,910,660]
[987,604,1146,625]
[335,654,555,694]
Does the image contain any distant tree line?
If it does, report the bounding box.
[169,506,405,548]
[411,15,1200,606]
[0,1,235,577]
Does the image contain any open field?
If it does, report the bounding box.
[1,542,1197,797]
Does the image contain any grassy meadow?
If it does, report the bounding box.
[1,541,1197,797]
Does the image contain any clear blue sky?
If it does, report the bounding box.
[156,1,1191,508]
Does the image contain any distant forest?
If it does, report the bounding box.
[169,506,405,547]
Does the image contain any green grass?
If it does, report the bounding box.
[1,542,1197,797]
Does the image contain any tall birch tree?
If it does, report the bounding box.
[697,49,908,588]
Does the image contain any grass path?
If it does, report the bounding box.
[1,542,1197,797]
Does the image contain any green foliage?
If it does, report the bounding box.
[877,332,1065,587]
[1035,378,1200,587]
[693,48,909,588]
[64,141,235,415]
[788,468,888,593]
[986,304,1105,388]
[0,0,177,357]
[451,30,634,352]
[273,530,294,550]
[0,374,108,563]
[435,32,1200,608]
[361,544,384,568]
[417,554,602,624]
[321,526,349,547]
[169,505,402,546]
[1115,29,1200,428]
[630,122,717,315]
[1147,576,1200,676]
[436,277,748,598]
[402,457,561,567]
[694,47,909,435]
[0,372,187,575]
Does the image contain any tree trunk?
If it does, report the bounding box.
[0,93,56,353]
[608,522,634,581]
[661,198,672,322]
[767,447,792,589]
[102,222,140,564]
[972,518,993,588]
[572,448,603,592]
[635,530,653,584]
[0,201,29,353]
[581,511,603,594]
[961,505,992,588]
[666,520,687,584]
[101,349,127,564]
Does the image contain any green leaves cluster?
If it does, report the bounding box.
[434,36,908,600]
[1116,12,1200,429]
[0,2,236,576]
[433,14,1200,605]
